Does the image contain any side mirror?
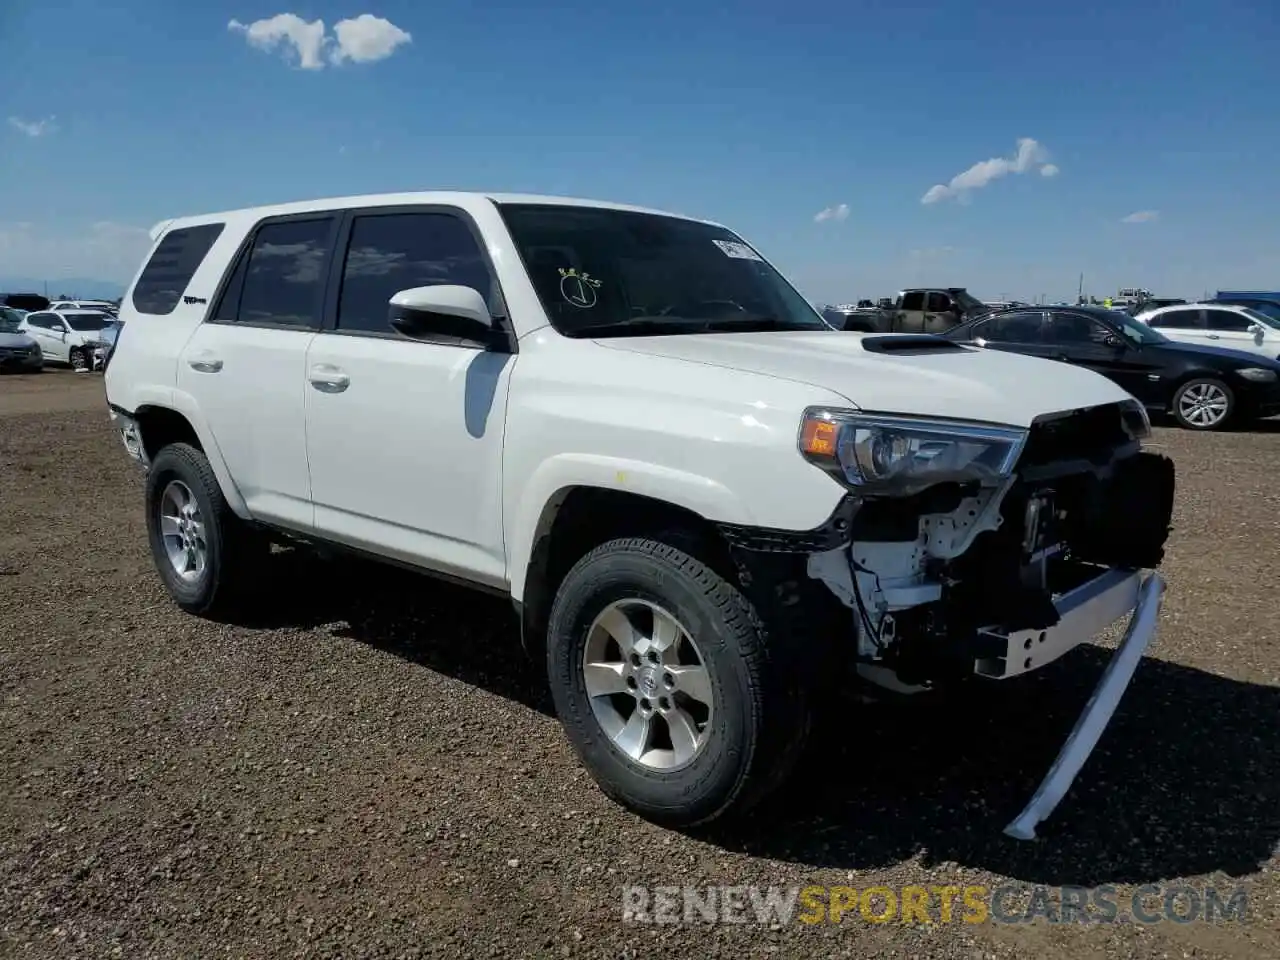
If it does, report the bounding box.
[1102,333,1124,349]
[388,285,494,344]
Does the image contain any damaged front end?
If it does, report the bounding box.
[724,399,1176,839]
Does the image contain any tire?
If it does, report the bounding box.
[545,537,812,827]
[68,347,88,372]
[144,443,268,616]
[1172,377,1234,430]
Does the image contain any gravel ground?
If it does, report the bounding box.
[1,370,1277,959]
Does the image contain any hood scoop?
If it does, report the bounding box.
[859,334,966,355]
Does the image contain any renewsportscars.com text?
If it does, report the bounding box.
[621,883,1249,926]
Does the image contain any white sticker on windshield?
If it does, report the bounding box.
[713,239,764,261]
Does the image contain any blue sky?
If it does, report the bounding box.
[1,0,1276,303]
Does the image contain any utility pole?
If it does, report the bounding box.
[1078,272,1084,301]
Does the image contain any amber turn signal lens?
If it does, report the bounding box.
[799,417,838,458]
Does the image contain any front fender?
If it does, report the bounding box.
[506,453,754,603]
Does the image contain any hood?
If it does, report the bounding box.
[0,331,36,349]
[595,331,1135,428]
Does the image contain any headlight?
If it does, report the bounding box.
[1235,367,1278,383]
[797,409,1028,496]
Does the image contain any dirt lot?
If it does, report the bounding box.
[2,369,1278,959]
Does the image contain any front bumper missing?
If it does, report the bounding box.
[1002,571,1165,840]
[975,567,1149,679]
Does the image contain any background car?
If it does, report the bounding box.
[94,318,124,370]
[941,304,1280,430]
[1134,302,1280,362]
[0,305,43,372]
[18,309,114,372]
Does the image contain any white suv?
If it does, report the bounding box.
[104,192,1175,837]
[20,308,115,371]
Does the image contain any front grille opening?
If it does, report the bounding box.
[1019,402,1132,468]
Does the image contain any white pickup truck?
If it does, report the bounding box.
[104,192,1175,838]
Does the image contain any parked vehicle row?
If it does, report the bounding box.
[16,308,117,372]
[942,305,1280,430]
[103,190,1173,838]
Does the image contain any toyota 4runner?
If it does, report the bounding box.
[104,192,1175,838]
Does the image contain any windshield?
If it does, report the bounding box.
[0,307,23,332]
[64,312,109,332]
[497,204,829,337]
[1111,311,1169,345]
[953,290,987,313]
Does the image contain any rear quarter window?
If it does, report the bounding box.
[131,223,226,315]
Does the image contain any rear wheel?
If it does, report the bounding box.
[545,537,812,827]
[145,443,268,616]
[1172,377,1234,430]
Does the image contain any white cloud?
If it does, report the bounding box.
[329,14,412,65]
[0,221,153,282]
[228,12,411,70]
[921,137,1059,205]
[814,203,850,223]
[8,115,57,138]
[1121,210,1159,223]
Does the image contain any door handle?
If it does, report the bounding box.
[1206,334,1220,339]
[308,364,350,393]
[188,354,223,373]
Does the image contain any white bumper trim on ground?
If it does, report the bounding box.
[1003,571,1166,841]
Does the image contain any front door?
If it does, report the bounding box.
[1040,311,1162,404]
[923,290,957,334]
[176,214,339,531]
[1202,308,1270,358]
[303,207,514,589]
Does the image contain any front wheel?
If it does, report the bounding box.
[1172,377,1234,430]
[545,537,811,827]
[68,347,89,372]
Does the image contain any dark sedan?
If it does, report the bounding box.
[942,305,1280,430]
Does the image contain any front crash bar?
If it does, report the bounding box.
[1003,572,1166,841]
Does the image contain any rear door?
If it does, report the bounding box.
[896,291,926,333]
[1145,307,1206,348]
[972,310,1053,359]
[176,214,340,531]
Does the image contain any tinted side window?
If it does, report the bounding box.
[1043,312,1113,345]
[925,291,952,312]
[1149,309,1201,330]
[900,291,925,311]
[1205,309,1253,332]
[233,218,335,328]
[335,212,492,334]
[26,313,51,329]
[984,311,1043,342]
[131,223,225,316]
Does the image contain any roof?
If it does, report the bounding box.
[152,191,722,233]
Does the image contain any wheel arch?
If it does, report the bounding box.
[515,485,740,661]
[133,399,251,519]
